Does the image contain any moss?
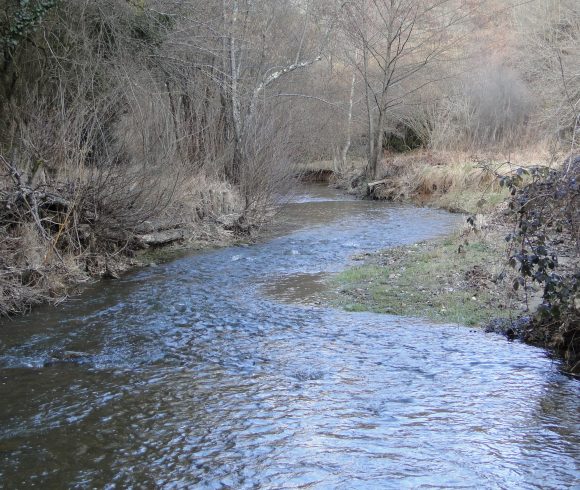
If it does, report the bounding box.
[330,233,525,326]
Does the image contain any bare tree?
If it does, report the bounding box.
[340,0,481,178]
[513,0,580,150]
[216,0,333,180]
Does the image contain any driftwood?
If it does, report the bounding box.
[33,192,70,211]
[1,156,72,216]
[135,228,185,247]
[367,179,388,192]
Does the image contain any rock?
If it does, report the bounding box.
[218,214,253,234]
[44,350,92,367]
[293,370,325,381]
[103,267,120,279]
[53,350,89,360]
[77,444,89,456]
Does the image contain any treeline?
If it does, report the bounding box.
[0,0,578,315]
[326,0,579,177]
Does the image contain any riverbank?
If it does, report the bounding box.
[0,219,247,317]
[339,149,557,214]
[337,234,527,321]
[329,150,579,374]
[0,168,259,317]
[329,223,532,327]
[326,152,526,324]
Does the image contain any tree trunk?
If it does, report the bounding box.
[340,66,357,169]
[368,109,386,179]
[363,48,374,171]
[224,0,243,183]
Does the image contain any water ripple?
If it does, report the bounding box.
[0,186,578,488]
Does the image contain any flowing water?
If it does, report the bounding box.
[0,185,578,489]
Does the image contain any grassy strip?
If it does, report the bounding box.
[330,232,528,326]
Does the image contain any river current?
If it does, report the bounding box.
[0,185,578,489]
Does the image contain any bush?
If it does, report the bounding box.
[502,155,579,373]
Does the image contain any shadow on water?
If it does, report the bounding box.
[0,183,579,488]
[260,272,328,306]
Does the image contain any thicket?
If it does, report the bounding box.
[0,0,322,314]
[305,0,578,174]
[501,157,579,373]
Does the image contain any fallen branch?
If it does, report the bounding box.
[135,229,185,247]
[367,179,389,192]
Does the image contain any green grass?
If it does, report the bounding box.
[331,233,523,326]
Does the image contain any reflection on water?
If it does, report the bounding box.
[0,184,578,488]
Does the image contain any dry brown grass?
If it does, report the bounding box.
[368,148,563,214]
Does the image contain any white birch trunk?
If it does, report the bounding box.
[340,63,357,170]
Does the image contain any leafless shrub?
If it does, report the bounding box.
[0,1,242,313]
[236,105,298,230]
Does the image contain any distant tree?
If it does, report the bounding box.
[340,0,482,178]
[513,0,580,147]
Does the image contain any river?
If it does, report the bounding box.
[0,184,578,489]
